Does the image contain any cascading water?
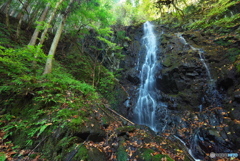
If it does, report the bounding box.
[175,33,224,160]
[176,33,212,80]
[133,21,165,132]
[176,33,222,108]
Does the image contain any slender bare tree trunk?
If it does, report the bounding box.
[38,0,64,46]
[5,0,12,31]
[43,0,74,75]
[16,0,29,40]
[43,18,66,74]
[28,3,50,46]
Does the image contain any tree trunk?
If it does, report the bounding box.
[43,0,74,75]
[38,0,64,46]
[16,0,29,40]
[42,17,66,75]
[5,0,12,31]
[28,4,50,46]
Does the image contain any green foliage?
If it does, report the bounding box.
[187,0,240,31]
[115,30,131,43]
[0,43,100,154]
[0,45,45,76]
[35,21,51,31]
[0,45,46,105]
[97,36,122,51]
[0,152,6,161]
[66,0,115,35]
[183,5,199,14]
[98,70,115,96]
[116,30,126,40]
[0,22,12,45]
[0,113,53,147]
[96,27,113,37]
[226,48,240,62]
[113,2,152,26]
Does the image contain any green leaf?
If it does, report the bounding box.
[0,152,6,161]
[37,123,51,137]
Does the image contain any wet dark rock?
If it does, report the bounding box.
[126,70,140,85]
[73,132,105,142]
[118,23,240,160]
[156,72,178,94]
[218,77,234,91]
[234,91,240,102]
[116,126,136,135]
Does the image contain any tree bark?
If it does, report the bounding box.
[43,0,74,75]
[5,0,12,31]
[28,3,50,46]
[16,0,29,40]
[38,0,64,46]
[43,17,66,75]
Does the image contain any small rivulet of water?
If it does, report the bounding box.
[175,33,213,82]
[133,21,159,132]
[175,33,222,108]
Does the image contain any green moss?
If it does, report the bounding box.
[117,140,128,161]
[87,147,107,161]
[116,126,136,134]
[140,148,154,161]
[0,152,6,161]
[153,154,174,161]
[74,145,89,160]
[140,148,173,161]
[162,56,172,67]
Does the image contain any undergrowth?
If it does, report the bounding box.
[0,44,103,159]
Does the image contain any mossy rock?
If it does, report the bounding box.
[117,140,128,161]
[116,126,136,134]
[162,55,173,67]
[87,147,107,161]
[68,145,107,161]
[71,145,89,160]
[139,148,174,161]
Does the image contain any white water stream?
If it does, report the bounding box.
[175,33,213,83]
[134,21,159,132]
[176,33,222,109]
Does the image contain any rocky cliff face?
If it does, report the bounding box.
[119,23,240,159]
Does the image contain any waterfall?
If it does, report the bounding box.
[134,21,162,132]
[176,33,222,108]
[176,33,213,82]
[173,135,201,161]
